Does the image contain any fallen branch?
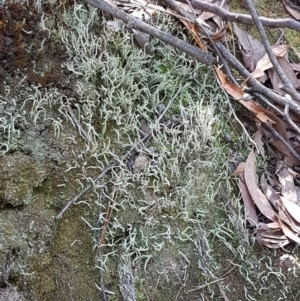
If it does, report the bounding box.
[85,0,215,65]
[263,123,300,161]
[189,0,300,31]
[284,104,300,135]
[244,0,300,103]
[216,42,300,117]
[55,85,182,220]
[163,0,238,85]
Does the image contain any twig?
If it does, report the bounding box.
[252,93,284,117]
[163,0,238,85]
[263,123,300,161]
[65,99,93,145]
[215,42,300,117]
[55,164,115,220]
[98,189,119,248]
[187,266,236,293]
[97,247,108,301]
[283,104,300,135]
[244,0,300,102]
[189,0,300,31]
[55,86,182,220]
[84,0,215,65]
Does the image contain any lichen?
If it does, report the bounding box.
[0,1,299,301]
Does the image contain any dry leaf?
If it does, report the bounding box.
[233,24,265,72]
[260,174,281,208]
[283,0,300,20]
[251,45,288,79]
[257,222,289,248]
[279,218,300,245]
[277,160,298,203]
[254,123,265,158]
[281,197,300,223]
[231,162,245,177]
[239,172,258,226]
[268,57,300,94]
[215,68,275,124]
[244,150,277,222]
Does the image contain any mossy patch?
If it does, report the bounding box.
[0,1,300,301]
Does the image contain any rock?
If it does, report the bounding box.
[132,155,150,173]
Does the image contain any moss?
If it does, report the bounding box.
[0,1,300,301]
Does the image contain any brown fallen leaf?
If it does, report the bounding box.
[254,122,265,158]
[230,162,245,177]
[257,222,289,248]
[283,0,300,20]
[244,150,277,222]
[278,204,300,233]
[259,109,300,167]
[279,218,300,245]
[260,174,281,208]
[233,24,265,72]
[276,160,298,203]
[238,172,258,226]
[281,197,300,223]
[251,45,288,79]
[215,68,275,124]
[268,57,300,94]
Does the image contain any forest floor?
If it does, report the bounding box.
[0,0,300,301]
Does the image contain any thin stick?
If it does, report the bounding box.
[216,42,300,117]
[243,0,300,102]
[187,266,236,292]
[283,104,300,135]
[263,123,300,161]
[98,189,119,248]
[55,86,182,220]
[65,99,92,145]
[85,0,215,65]
[163,0,238,85]
[190,0,300,31]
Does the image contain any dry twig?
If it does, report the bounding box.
[85,0,215,64]
[216,42,300,117]
[65,99,93,145]
[190,0,300,31]
[244,0,300,102]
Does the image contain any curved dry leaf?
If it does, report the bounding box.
[251,45,288,79]
[277,162,297,203]
[261,108,289,141]
[230,162,245,177]
[257,222,289,248]
[254,123,265,158]
[215,68,275,124]
[233,24,265,72]
[279,218,300,245]
[239,172,258,226]
[260,174,280,208]
[283,0,300,20]
[281,197,300,223]
[244,150,277,222]
[260,108,300,166]
[268,57,300,94]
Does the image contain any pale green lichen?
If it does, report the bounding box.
[0,1,300,301]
